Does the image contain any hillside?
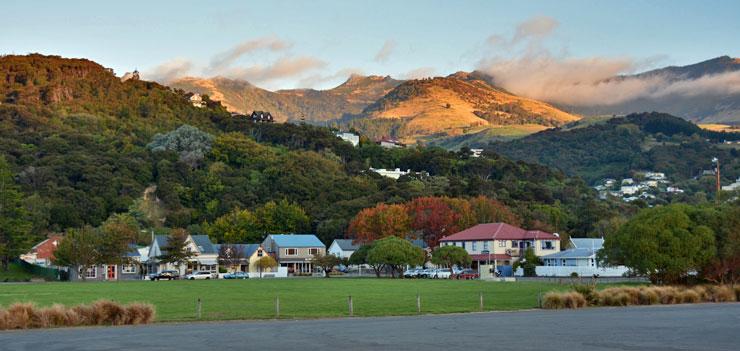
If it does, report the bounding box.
[170,75,401,122]
[565,56,740,124]
[0,54,614,247]
[486,112,740,185]
[339,73,579,144]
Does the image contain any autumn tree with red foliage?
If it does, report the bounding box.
[468,196,520,226]
[347,204,410,244]
[407,197,464,249]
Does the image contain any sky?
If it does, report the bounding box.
[2,0,739,92]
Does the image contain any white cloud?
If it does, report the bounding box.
[209,36,291,72]
[374,40,397,63]
[224,56,327,85]
[401,66,437,80]
[143,58,193,83]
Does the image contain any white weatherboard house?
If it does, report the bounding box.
[336,132,360,147]
[532,238,629,277]
[328,239,360,259]
[146,234,219,277]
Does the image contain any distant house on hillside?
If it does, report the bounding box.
[336,132,360,147]
[369,168,412,179]
[378,139,404,148]
[250,111,274,123]
[188,93,206,108]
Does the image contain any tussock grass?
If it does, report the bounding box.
[0,300,154,330]
[543,285,739,310]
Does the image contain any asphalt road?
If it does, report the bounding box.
[1,303,738,351]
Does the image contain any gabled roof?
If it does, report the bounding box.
[214,243,262,257]
[29,235,64,259]
[191,235,217,254]
[409,239,429,249]
[126,244,141,257]
[440,223,558,242]
[570,238,604,250]
[332,239,360,251]
[269,234,325,248]
[542,248,597,260]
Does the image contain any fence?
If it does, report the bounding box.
[514,265,631,278]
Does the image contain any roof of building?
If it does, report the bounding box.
[332,239,360,251]
[214,243,262,257]
[269,234,325,248]
[29,235,64,259]
[126,244,141,257]
[191,235,217,254]
[470,253,512,261]
[440,223,558,242]
[570,238,604,250]
[542,248,597,260]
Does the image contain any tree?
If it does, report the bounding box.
[407,197,462,248]
[311,252,341,278]
[206,208,260,243]
[469,196,521,226]
[348,244,385,278]
[160,229,194,272]
[431,245,471,271]
[367,236,425,278]
[600,205,716,284]
[0,156,32,270]
[513,247,541,277]
[52,226,101,281]
[347,204,410,244]
[98,214,139,279]
[218,244,246,272]
[256,255,278,278]
[147,124,215,168]
[254,199,311,234]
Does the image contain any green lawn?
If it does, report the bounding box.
[0,279,565,322]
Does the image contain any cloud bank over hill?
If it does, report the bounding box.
[478,16,739,107]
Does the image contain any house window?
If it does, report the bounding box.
[285,248,297,256]
[122,264,137,274]
[84,267,97,279]
[472,241,477,251]
[309,248,320,255]
[541,241,554,250]
[257,250,264,257]
[498,240,506,247]
[483,241,489,251]
[511,240,519,248]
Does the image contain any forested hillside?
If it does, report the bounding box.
[486,113,740,186]
[0,54,629,266]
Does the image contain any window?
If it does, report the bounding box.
[511,240,519,248]
[483,241,489,251]
[472,241,477,251]
[285,248,297,256]
[309,248,320,255]
[257,250,264,257]
[84,267,97,279]
[541,241,554,250]
[498,240,506,247]
[122,264,137,274]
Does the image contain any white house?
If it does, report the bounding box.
[189,93,206,108]
[336,132,360,147]
[379,139,404,148]
[369,168,411,179]
[146,234,219,277]
[470,148,484,158]
[328,239,360,259]
[620,185,641,195]
[721,177,740,191]
[534,238,629,277]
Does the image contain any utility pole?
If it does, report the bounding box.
[713,157,720,203]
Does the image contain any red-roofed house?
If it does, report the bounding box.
[20,235,64,267]
[439,223,560,268]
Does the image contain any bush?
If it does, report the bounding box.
[0,300,155,330]
[543,292,587,309]
[543,285,738,309]
[543,292,564,309]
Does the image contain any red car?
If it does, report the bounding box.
[453,269,480,280]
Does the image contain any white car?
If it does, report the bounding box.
[433,268,452,279]
[185,271,214,280]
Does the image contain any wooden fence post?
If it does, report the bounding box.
[537,291,542,308]
[348,295,353,317]
[275,295,280,319]
[196,298,202,320]
[416,293,421,314]
[479,292,484,312]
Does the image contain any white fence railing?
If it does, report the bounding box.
[515,266,630,277]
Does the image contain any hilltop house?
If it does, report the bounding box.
[20,234,64,268]
[262,234,325,274]
[439,223,560,271]
[378,139,404,148]
[336,132,360,147]
[250,111,274,123]
[188,93,206,108]
[328,239,360,259]
[146,234,219,277]
[369,168,412,179]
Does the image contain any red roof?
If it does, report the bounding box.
[470,254,512,261]
[439,223,558,242]
[30,235,63,260]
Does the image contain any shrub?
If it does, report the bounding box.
[0,309,8,330]
[734,286,740,301]
[637,288,659,305]
[707,285,736,302]
[543,292,565,309]
[679,290,700,303]
[125,303,155,325]
[572,284,598,305]
[0,300,155,330]
[563,292,587,309]
[93,300,128,325]
[6,303,36,329]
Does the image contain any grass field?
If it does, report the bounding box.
[0,279,565,322]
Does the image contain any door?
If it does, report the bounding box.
[107,265,117,280]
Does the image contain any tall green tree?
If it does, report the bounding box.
[600,204,716,284]
[206,208,261,243]
[0,157,32,270]
[431,245,471,270]
[367,236,425,278]
[52,226,101,281]
[161,228,194,272]
[255,199,311,234]
[311,252,341,278]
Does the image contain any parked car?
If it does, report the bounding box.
[433,268,452,279]
[453,269,480,280]
[404,269,421,278]
[185,271,214,280]
[223,271,249,279]
[149,270,180,281]
[418,268,435,278]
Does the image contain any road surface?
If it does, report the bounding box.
[1,303,738,351]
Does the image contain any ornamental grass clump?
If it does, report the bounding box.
[543,285,739,309]
[0,300,155,330]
